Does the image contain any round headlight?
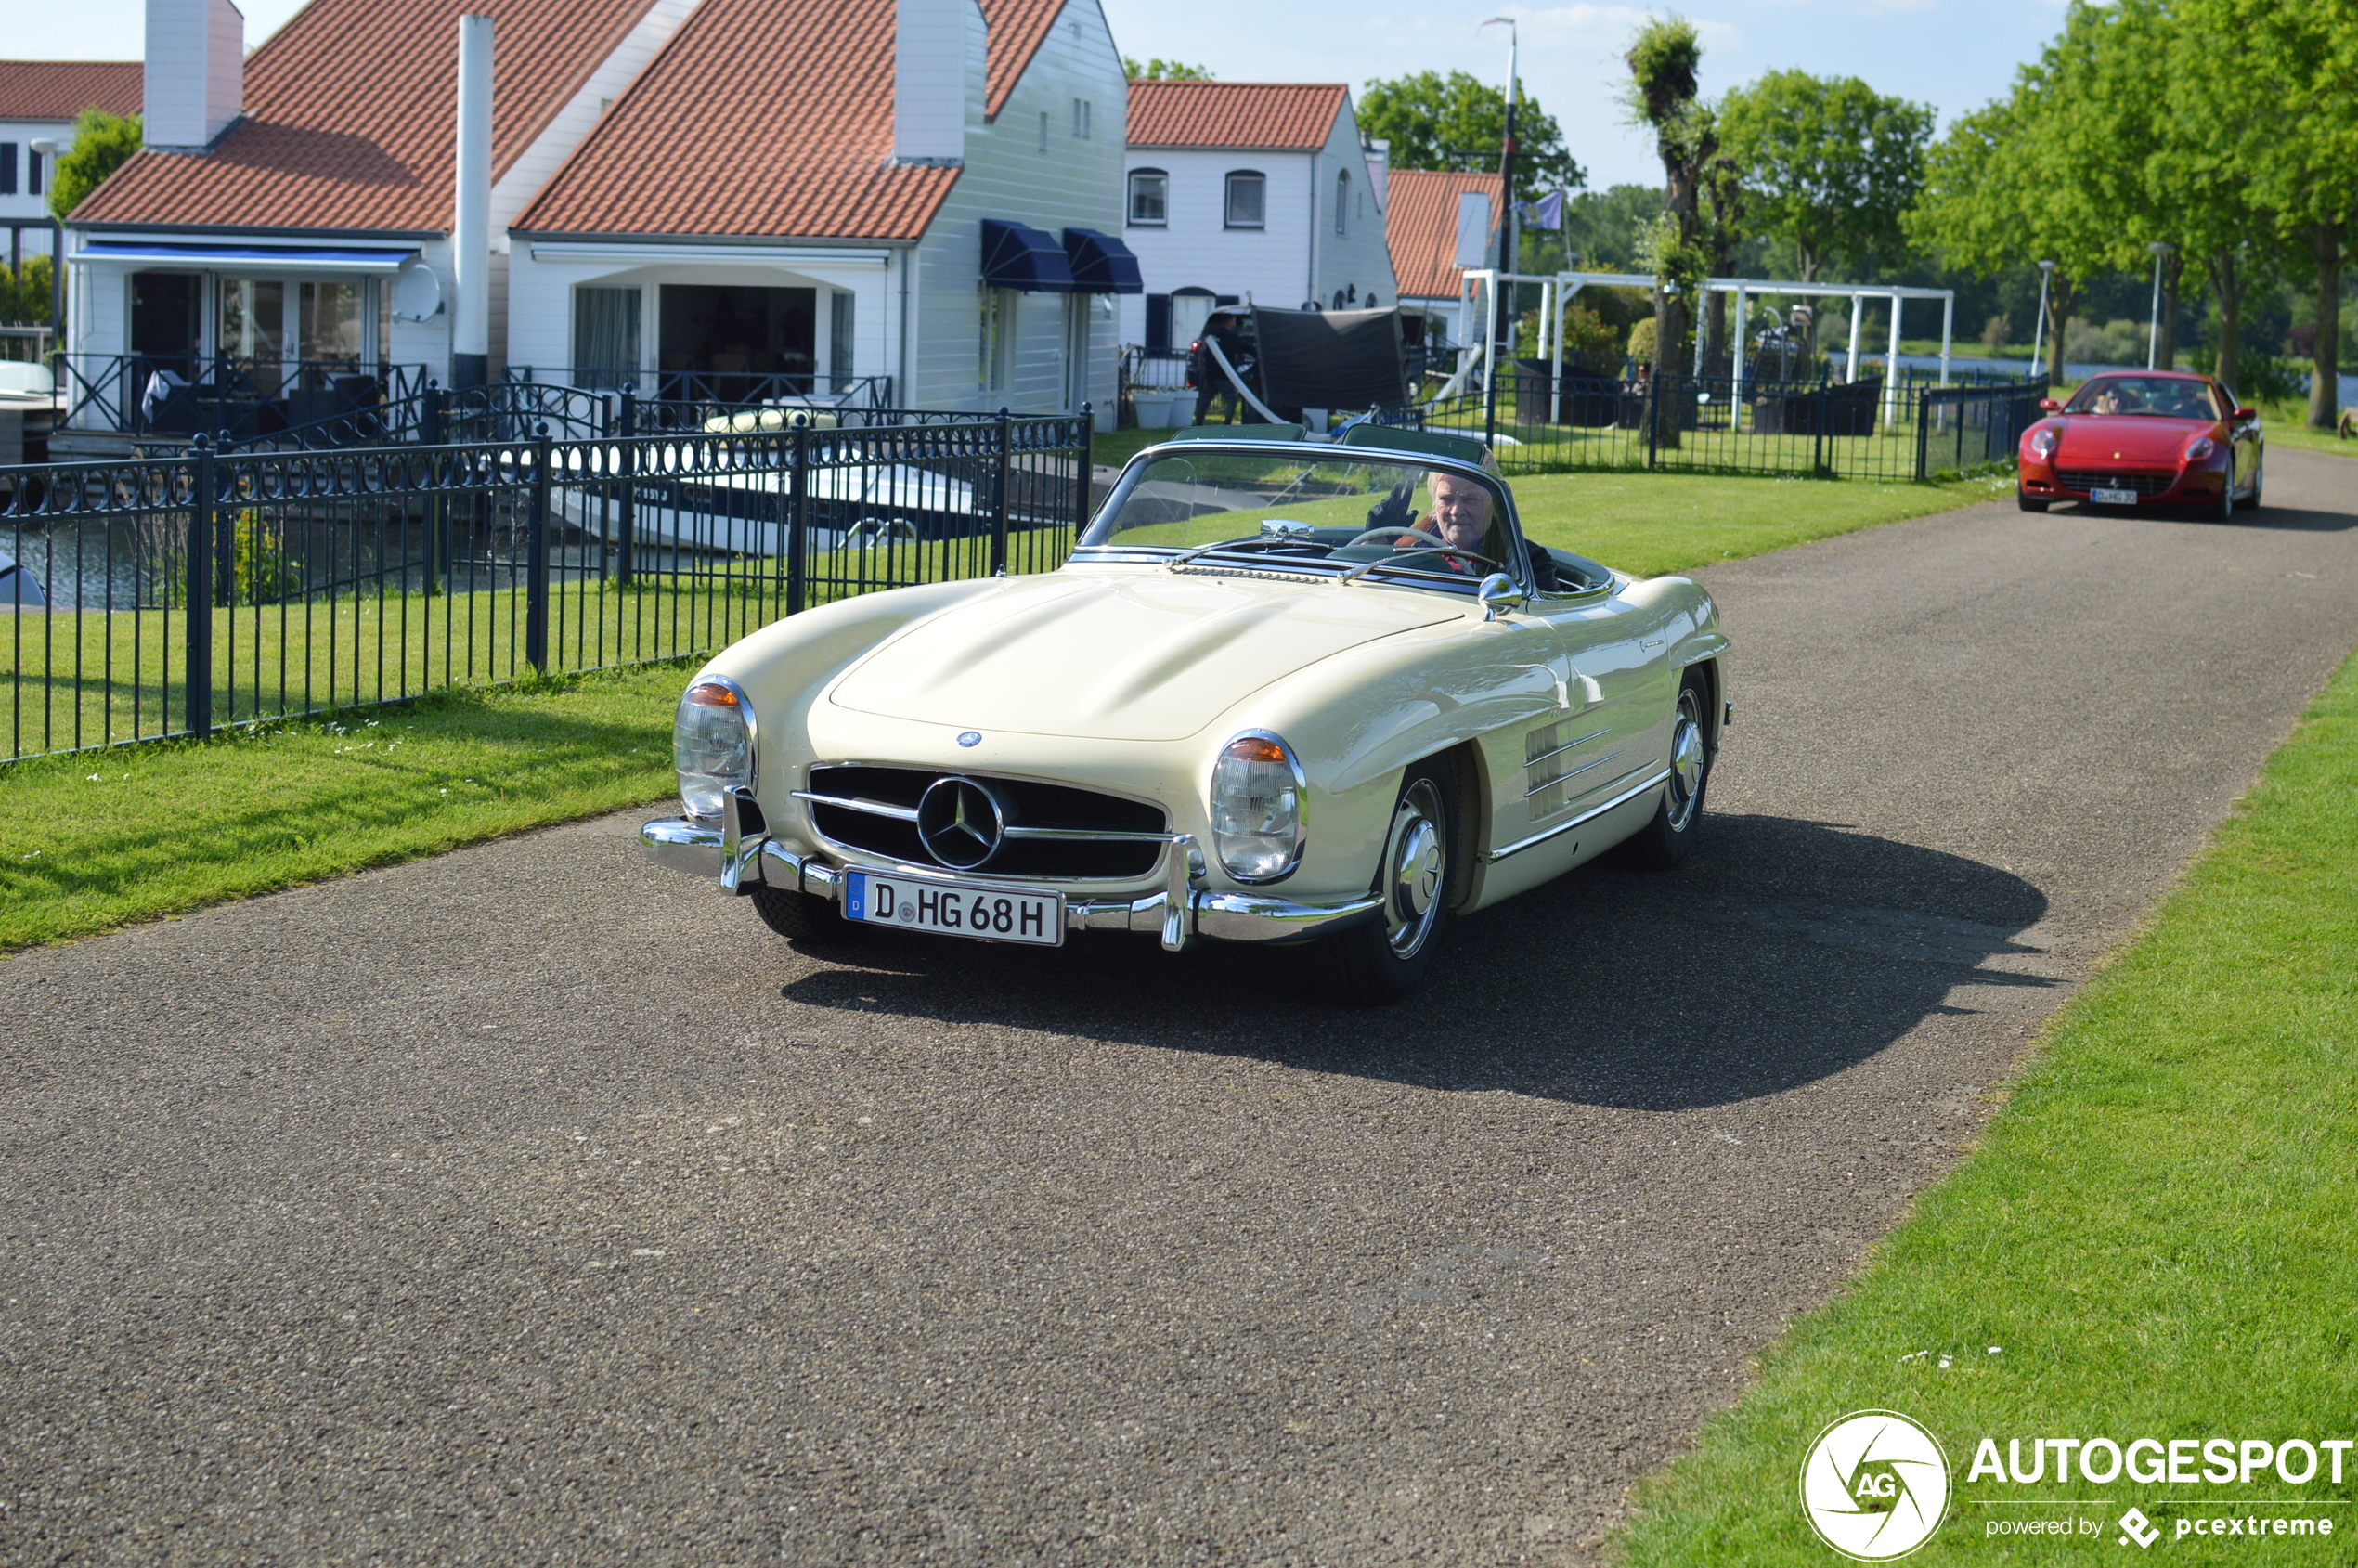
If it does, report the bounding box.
[2184,434,2217,461]
[2028,427,2059,461]
[1210,731,1305,884]
[675,677,754,820]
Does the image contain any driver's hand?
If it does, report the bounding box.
[1365,480,1419,536]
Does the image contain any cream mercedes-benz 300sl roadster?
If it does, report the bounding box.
[642,428,1729,1000]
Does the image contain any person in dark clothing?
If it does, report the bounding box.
[1189,311,1249,425]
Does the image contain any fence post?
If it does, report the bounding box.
[615,388,637,589]
[1644,374,1660,471]
[1814,370,1829,477]
[786,421,809,617]
[991,407,1012,577]
[187,436,214,740]
[422,382,445,596]
[1914,390,1932,482]
[526,422,551,673]
[1073,402,1095,554]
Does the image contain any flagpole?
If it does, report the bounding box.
[1481,17,1519,451]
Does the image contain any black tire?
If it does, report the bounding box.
[2201,457,2235,523]
[1315,758,1457,1004]
[2017,492,2050,512]
[748,883,869,944]
[2246,460,2263,512]
[1621,672,1713,869]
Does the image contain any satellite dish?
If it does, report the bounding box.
[391,258,444,321]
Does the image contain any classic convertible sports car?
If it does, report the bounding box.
[641,426,1729,1000]
[2016,369,2263,519]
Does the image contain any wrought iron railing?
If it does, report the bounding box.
[53,354,431,444]
[0,407,1091,762]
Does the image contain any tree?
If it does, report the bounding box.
[48,108,141,220]
[1718,71,1932,284]
[1623,13,1709,439]
[1123,58,1212,81]
[1358,70,1584,203]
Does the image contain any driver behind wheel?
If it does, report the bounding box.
[1419,471,1494,556]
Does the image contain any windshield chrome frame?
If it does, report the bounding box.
[1073,439,1535,596]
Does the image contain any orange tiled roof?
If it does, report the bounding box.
[1385,168,1499,300]
[70,0,657,234]
[0,60,142,123]
[1125,80,1346,151]
[516,0,1070,241]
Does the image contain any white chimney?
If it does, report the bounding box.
[451,15,494,386]
[143,0,244,151]
[1454,190,1493,270]
[894,0,983,165]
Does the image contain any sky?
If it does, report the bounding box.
[20,0,2063,189]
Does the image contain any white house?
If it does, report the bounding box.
[0,61,140,269]
[62,0,1134,421]
[1119,79,1395,356]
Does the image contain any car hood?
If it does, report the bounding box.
[2053,416,2209,466]
[827,569,1459,742]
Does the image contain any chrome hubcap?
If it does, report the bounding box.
[1384,779,1447,958]
[1666,694,1706,832]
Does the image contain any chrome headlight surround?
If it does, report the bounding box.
[1210,729,1306,885]
[674,674,756,822]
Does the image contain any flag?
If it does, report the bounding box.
[1513,191,1565,231]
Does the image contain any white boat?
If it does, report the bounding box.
[548,446,981,558]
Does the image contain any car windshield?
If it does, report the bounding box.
[1078,449,1516,589]
[2065,375,2222,420]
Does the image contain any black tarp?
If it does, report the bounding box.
[1250,306,1407,410]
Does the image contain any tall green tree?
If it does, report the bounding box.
[1719,71,1933,284]
[1122,58,1212,80]
[1358,70,1584,203]
[48,108,141,220]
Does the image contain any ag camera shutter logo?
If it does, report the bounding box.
[1800,1410,1951,1560]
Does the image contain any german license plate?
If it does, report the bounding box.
[2090,486,2139,505]
[842,870,1063,946]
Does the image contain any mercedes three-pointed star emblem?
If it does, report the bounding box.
[916,775,1008,869]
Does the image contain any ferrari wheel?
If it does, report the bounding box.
[2201,457,2235,523]
[749,883,868,945]
[1315,760,1455,1004]
[2246,460,2263,511]
[1621,672,1713,869]
[2017,492,2050,512]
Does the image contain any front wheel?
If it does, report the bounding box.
[2201,457,2235,523]
[749,883,869,945]
[1315,760,1456,1004]
[1621,674,1713,869]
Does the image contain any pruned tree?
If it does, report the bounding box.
[1623,15,1708,440]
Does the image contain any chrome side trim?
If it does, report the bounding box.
[1484,769,1672,862]
[1003,824,1182,844]
[1523,746,1624,799]
[1524,725,1611,771]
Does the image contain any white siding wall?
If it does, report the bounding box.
[908,0,1126,412]
[1313,100,1396,312]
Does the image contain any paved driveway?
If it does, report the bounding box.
[6,449,2356,1566]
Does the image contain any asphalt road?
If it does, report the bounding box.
[6,449,2357,1566]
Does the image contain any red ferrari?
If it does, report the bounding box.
[2016,370,2263,520]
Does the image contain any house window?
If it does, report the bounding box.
[1038,111,1049,154]
[1128,169,1168,227]
[830,290,855,387]
[1224,171,1265,229]
[1073,98,1091,140]
[1145,293,1172,355]
[978,287,1012,393]
[0,144,16,196]
[573,285,641,389]
[1336,168,1351,235]
[219,278,289,395]
[28,149,43,196]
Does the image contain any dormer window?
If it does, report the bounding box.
[1224,171,1265,230]
[1128,169,1168,227]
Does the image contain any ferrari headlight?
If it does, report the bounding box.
[1211,731,1305,883]
[674,676,754,820]
[2028,427,2058,461]
[2184,434,2217,461]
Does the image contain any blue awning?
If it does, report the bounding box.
[979,220,1075,292]
[74,240,415,275]
[1061,227,1143,294]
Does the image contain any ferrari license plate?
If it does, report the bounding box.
[2090,486,2140,506]
[842,870,1063,946]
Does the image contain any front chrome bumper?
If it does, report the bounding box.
[641,804,1380,952]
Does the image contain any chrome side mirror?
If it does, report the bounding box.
[1476,572,1525,621]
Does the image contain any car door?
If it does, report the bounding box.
[1524,576,1678,830]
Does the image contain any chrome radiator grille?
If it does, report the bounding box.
[798,765,1171,880]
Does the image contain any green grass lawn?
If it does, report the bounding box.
[2252,397,2358,461]
[1613,647,2358,1565]
[0,660,687,952]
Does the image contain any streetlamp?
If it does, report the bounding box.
[2029,259,2055,382]
[2146,240,2173,369]
[27,138,65,347]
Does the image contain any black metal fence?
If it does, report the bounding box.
[1424,370,2049,481]
[1,408,1089,763]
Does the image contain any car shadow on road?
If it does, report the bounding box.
[774,815,2054,1111]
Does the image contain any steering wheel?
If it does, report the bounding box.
[1345,525,1442,550]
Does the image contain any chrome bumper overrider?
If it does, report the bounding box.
[641,802,1380,952]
